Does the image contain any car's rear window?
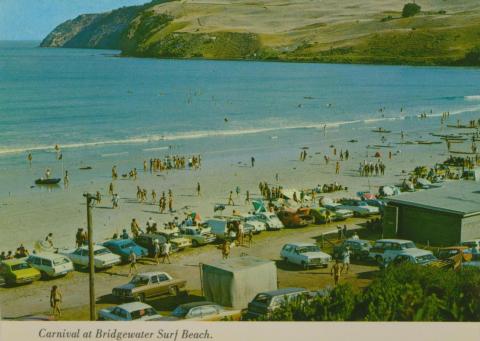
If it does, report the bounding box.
[94,248,110,255]
[253,294,272,305]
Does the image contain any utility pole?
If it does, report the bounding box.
[84,193,96,321]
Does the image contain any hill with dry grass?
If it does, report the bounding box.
[41,0,480,66]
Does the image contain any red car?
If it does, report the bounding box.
[277,208,314,228]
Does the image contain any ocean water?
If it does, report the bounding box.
[1,40,480,195]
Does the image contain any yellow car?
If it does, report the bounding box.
[0,259,41,285]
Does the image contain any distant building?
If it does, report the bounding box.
[383,182,480,246]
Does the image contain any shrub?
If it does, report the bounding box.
[402,3,421,18]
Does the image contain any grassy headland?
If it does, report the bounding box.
[41,0,480,66]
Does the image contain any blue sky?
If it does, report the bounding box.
[0,0,150,40]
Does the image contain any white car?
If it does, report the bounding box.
[280,243,332,269]
[98,302,162,321]
[240,214,267,233]
[59,245,121,270]
[254,212,284,230]
[337,200,379,217]
[369,239,419,263]
[26,253,74,278]
[382,248,438,268]
[322,203,354,220]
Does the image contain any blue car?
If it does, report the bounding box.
[102,239,148,263]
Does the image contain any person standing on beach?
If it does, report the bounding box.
[112,194,119,209]
[235,186,240,197]
[245,190,250,203]
[222,240,230,259]
[154,239,161,265]
[331,260,341,286]
[27,153,32,167]
[161,241,171,264]
[335,162,340,175]
[50,285,62,317]
[63,170,69,188]
[143,160,147,172]
[131,219,141,237]
[108,182,114,196]
[152,189,157,204]
[128,250,138,276]
[251,156,255,168]
[228,191,234,206]
[112,166,118,180]
[197,182,201,196]
[341,247,351,274]
[168,195,173,213]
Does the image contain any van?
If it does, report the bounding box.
[26,252,74,278]
[244,288,309,319]
[204,218,237,240]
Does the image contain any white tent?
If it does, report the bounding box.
[201,256,277,309]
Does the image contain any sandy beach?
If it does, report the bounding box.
[0,118,452,252]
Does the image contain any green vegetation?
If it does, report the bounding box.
[256,264,480,321]
[402,3,422,18]
[41,0,480,67]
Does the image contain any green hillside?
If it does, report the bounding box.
[41,0,480,66]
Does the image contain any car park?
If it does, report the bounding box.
[280,243,331,269]
[102,239,148,263]
[161,301,241,321]
[254,212,284,230]
[0,259,41,285]
[98,302,161,321]
[368,239,418,264]
[112,271,187,302]
[337,199,379,217]
[26,253,74,278]
[244,288,309,319]
[178,226,216,247]
[59,245,121,270]
[333,239,372,260]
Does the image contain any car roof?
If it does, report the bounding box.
[346,239,370,243]
[177,301,217,310]
[78,244,106,251]
[116,302,154,312]
[285,242,316,247]
[137,271,170,278]
[30,252,68,260]
[2,259,27,266]
[257,288,307,297]
[105,239,134,245]
[398,248,432,257]
[375,239,414,244]
[139,233,167,239]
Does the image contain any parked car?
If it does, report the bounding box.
[59,245,121,270]
[0,259,41,285]
[277,208,313,228]
[161,301,241,321]
[333,239,372,260]
[156,228,192,250]
[381,249,445,269]
[26,253,74,278]
[134,233,177,257]
[322,203,354,220]
[280,243,331,269]
[254,212,284,230]
[368,239,418,264]
[98,302,161,321]
[244,288,309,319]
[239,214,267,233]
[112,271,187,302]
[338,199,379,217]
[102,239,148,263]
[178,226,216,247]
